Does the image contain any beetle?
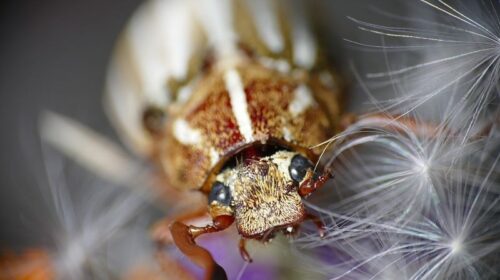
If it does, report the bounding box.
[105,0,345,278]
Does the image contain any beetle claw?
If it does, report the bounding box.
[305,212,326,238]
[239,238,253,263]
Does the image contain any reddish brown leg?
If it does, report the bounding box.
[305,212,326,238]
[152,204,225,280]
[170,215,234,280]
[359,113,498,139]
[346,113,442,138]
[149,252,195,280]
[238,238,252,263]
[339,113,358,131]
[298,169,333,197]
[151,206,209,246]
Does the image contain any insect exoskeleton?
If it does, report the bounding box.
[105,0,343,278]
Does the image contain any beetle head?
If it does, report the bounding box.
[209,150,328,240]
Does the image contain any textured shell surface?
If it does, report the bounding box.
[105,0,343,191]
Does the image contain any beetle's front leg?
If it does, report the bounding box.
[152,208,209,280]
[170,215,234,280]
[183,215,235,239]
[152,206,209,246]
[298,169,333,197]
[151,201,224,280]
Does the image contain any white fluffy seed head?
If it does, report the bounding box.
[349,0,500,138]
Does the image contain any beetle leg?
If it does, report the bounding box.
[238,238,252,263]
[343,113,456,138]
[151,205,213,280]
[305,212,326,238]
[150,251,195,280]
[151,206,209,246]
[170,215,234,280]
[352,113,440,136]
[339,112,358,131]
[298,169,333,197]
[186,215,235,238]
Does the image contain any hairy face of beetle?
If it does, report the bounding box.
[212,150,316,239]
[232,160,305,238]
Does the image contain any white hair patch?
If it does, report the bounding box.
[289,84,315,117]
[173,119,202,145]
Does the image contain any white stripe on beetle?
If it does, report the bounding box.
[283,126,294,141]
[289,84,315,117]
[224,69,254,142]
[173,119,202,145]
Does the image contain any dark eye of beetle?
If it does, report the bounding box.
[289,154,314,182]
[208,181,231,205]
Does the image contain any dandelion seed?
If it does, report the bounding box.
[413,157,430,177]
[297,127,500,279]
[0,113,163,279]
[349,0,500,137]
[449,238,463,255]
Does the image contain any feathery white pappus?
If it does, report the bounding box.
[172,118,202,145]
[34,115,154,279]
[293,113,500,279]
[349,0,500,137]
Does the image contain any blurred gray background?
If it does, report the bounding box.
[0,0,406,250]
[0,0,141,249]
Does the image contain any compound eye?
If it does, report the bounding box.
[208,181,231,206]
[289,154,314,183]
